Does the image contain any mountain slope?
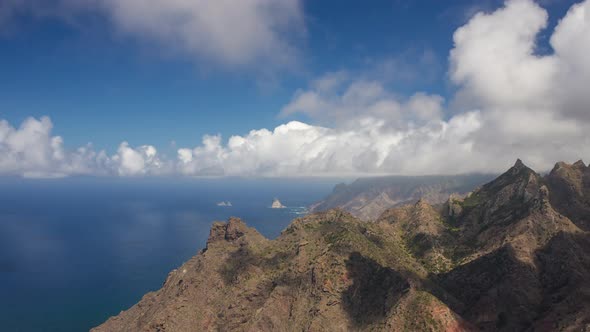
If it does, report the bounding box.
[93,212,473,331]
[310,174,495,221]
[94,160,590,332]
[377,160,587,331]
[545,160,590,231]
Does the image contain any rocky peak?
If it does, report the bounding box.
[573,159,586,169]
[546,160,590,230]
[450,160,548,244]
[461,159,540,213]
[513,158,525,169]
[551,161,569,175]
[206,217,256,248]
[94,159,590,332]
[225,217,247,240]
[550,160,588,177]
[466,159,538,203]
[489,159,538,190]
[507,158,535,177]
[547,161,587,195]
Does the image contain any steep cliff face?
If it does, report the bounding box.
[376,160,587,331]
[93,211,473,332]
[545,160,590,231]
[94,160,590,332]
[310,174,495,221]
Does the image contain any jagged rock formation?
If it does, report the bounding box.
[546,160,590,231]
[310,174,495,220]
[94,212,473,331]
[380,159,589,331]
[94,160,590,332]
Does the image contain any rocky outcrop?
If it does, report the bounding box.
[94,160,590,332]
[93,210,474,331]
[378,159,588,331]
[207,216,254,244]
[271,198,286,209]
[546,160,590,231]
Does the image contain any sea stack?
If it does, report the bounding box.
[271,198,286,208]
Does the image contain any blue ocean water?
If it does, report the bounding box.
[0,177,342,332]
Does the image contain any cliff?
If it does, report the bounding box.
[93,160,590,331]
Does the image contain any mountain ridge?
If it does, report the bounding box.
[310,174,496,221]
[93,159,590,331]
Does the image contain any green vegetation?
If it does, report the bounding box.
[441,217,460,233]
[460,192,485,208]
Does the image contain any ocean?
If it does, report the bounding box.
[0,177,341,331]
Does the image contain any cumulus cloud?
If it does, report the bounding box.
[112,142,169,176]
[0,116,103,178]
[176,0,590,175]
[280,73,445,130]
[450,0,557,109]
[0,0,304,68]
[0,117,169,178]
[448,0,590,168]
[2,0,590,177]
[174,115,488,176]
[0,115,484,177]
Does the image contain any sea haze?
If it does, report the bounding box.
[0,177,343,332]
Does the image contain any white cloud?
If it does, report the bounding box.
[2,0,590,177]
[551,0,590,122]
[447,0,590,169]
[0,117,170,178]
[0,116,103,178]
[98,0,304,68]
[112,142,167,176]
[450,0,557,109]
[280,74,446,130]
[0,0,304,68]
[176,0,590,176]
[173,116,489,177]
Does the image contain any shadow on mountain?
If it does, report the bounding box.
[533,231,590,330]
[219,245,298,286]
[545,162,590,231]
[434,231,590,331]
[342,252,409,327]
[436,245,540,331]
[219,246,258,285]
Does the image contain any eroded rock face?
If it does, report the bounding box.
[546,160,590,231]
[94,160,590,332]
[377,160,589,331]
[93,211,475,332]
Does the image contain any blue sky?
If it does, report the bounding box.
[0,0,589,177]
[0,0,572,150]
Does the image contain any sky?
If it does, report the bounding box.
[0,0,589,178]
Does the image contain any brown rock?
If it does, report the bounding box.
[94,160,590,332]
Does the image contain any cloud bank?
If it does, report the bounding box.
[0,116,169,178]
[1,0,590,177]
